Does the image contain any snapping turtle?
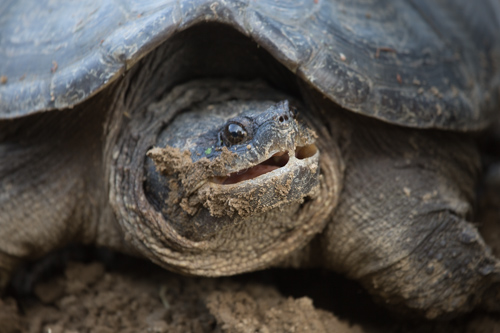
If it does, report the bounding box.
[1,0,500,319]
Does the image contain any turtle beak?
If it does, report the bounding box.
[213,143,318,185]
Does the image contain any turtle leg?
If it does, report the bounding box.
[0,97,114,290]
[319,114,500,319]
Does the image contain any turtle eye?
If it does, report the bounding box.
[222,122,247,145]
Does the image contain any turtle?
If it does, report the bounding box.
[1,0,500,320]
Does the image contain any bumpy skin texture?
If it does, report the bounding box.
[1,0,500,321]
[307,93,499,318]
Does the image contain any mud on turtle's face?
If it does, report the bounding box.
[144,99,320,241]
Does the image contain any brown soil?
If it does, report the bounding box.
[2,249,500,333]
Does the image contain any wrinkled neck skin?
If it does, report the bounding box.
[108,79,342,276]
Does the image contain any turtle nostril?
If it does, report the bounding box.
[279,114,290,123]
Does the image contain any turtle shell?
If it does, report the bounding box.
[0,0,499,130]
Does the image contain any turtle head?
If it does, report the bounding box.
[111,80,340,276]
[145,99,319,241]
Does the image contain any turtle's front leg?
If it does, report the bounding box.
[0,101,111,290]
[319,116,500,319]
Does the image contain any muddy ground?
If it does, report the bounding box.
[2,247,500,333]
[2,246,500,333]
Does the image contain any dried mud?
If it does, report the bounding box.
[2,246,500,333]
[147,144,261,218]
[3,254,367,333]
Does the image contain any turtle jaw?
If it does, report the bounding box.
[197,143,320,218]
[212,144,318,185]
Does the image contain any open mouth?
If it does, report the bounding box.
[213,144,318,185]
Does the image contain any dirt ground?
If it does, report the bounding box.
[2,249,500,333]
